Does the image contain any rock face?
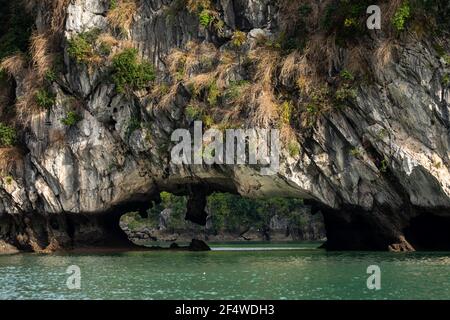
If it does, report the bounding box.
[0,0,449,252]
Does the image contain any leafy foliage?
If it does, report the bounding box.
[207,81,219,106]
[126,116,141,137]
[288,140,300,157]
[35,89,56,109]
[61,111,82,126]
[123,192,308,234]
[392,1,411,31]
[111,48,155,93]
[0,123,16,147]
[199,10,214,27]
[231,31,246,48]
[67,29,101,64]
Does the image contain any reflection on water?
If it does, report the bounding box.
[0,242,449,300]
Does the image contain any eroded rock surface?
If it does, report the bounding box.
[0,0,449,252]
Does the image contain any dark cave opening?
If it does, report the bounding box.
[404,214,450,251]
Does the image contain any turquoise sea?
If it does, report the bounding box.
[0,242,449,300]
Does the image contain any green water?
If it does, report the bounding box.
[0,242,449,300]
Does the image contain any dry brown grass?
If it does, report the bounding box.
[167,49,187,78]
[252,87,280,127]
[188,73,216,96]
[157,84,180,109]
[0,54,27,78]
[0,147,24,176]
[222,82,279,128]
[164,39,284,127]
[186,0,211,12]
[248,48,280,89]
[13,69,43,123]
[280,50,302,84]
[215,51,237,89]
[30,32,54,79]
[98,33,121,53]
[166,41,220,83]
[345,46,369,77]
[98,33,120,47]
[107,0,138,31]
[158,1,415,130]
[374,39,398,68]
[50,0,71,33]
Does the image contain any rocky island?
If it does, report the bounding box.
[0,0,449,253]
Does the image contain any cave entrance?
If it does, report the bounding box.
[119,191,326,246]
[404,214,450,251]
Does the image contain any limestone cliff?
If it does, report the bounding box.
[0,0,449,252]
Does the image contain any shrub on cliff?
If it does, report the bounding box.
[61,111,82,126]
[67,29,102,65]
[107,0,137,33]
[111,48,155,93]
[35,89,56,109]
[392,1,411,31]
[0,123,16,147]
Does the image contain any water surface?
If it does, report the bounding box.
[0,242,448,300]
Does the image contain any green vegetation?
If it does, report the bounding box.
[288,140,300,157]
[67,29,101,64]
[126,116,141,137]
[45,70,57,83]
[147,191,188,230]
[298,4,312,16]
[306,104,318,115]
[376,128,388,140]
[0,1,34,61]
[279,101,292,126]
[35,89,56,109]
[185,104,203,120]
[444,55,450,66]
[121,211,158,231]
[350,147,362,158]
[111,48,155,93]
[135,192,307,233]
[304,86,331,117]
[442,74,450,87]
[99,42,112,57]
[202,114,214,128]
[392,1,411,31]
[380,158,388,173]
[4,175,13,185]
[225,80,250,100]
[199,10,214,28]
[340,69,355,81]
[186,0,224,35]
[207,81,219,106]
[61,111,82,126]
[110,0,119,10]
[209,193,305,233]
[0,123,16,147]
[321,0,371,42]
[335,85,357,104]
[231,31,246,48]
